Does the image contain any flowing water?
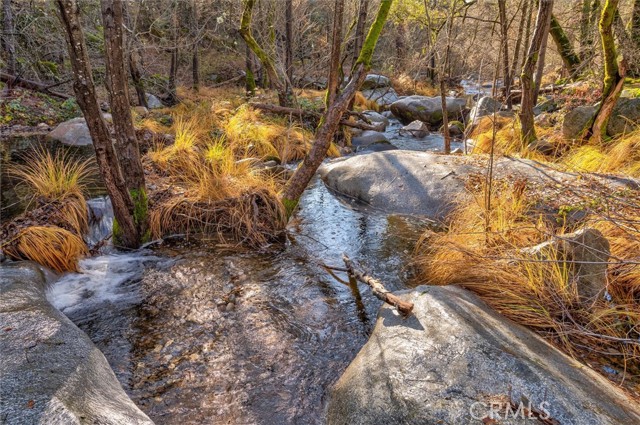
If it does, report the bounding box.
[45,123,438,424]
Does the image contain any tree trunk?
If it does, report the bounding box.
[580,0,600,60]
[549,14,582,79]
[123,2,147,108]
[191,0,200,92]
[326,0,344,107]
[56,0,140,249]
[245,43,257,95]
[167,1,179,105]
[519,0,554,145]
[520,0,534,71]
[498,0,512,109]
[2,0,16,81]
[240,0,294,107]
[285,0,293,83]
[280,0,393,217]
[633,0,640,48]
[101,0,147,244]
[511,0,530,84]
[589,0,624,143]
[534,2,553,101]
[440,79,451,154]
[347,0,369,110]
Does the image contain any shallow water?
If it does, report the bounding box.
[47,172,431,424]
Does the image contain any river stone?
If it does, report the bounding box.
[361,74,391,90]
[145,93,164,109]
[563,98,640,139]
[533,98,559,115]
[390,95,466,126]
[351,130,389,148]
[399,120,429,138]
[47,114,112,148]
[522,228,610,301]
[0,262,153,425]
[361,110,390,128]
[469,96,502,123]
[361,87,400,107]
[527,139,555,156]
[327,285,640,425]
[356,141,398,153]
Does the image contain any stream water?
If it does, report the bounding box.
[44,118,439,424]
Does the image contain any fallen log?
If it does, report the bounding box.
[342,253,414,316]
[1,72,71,100]
[250,102,385,132]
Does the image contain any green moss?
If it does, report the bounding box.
[131,187,150,243]
[282,197,299,219]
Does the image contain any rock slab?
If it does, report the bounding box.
[0,262,153,425]
[390,95,466,125]
[327,285,640,425]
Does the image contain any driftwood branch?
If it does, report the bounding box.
[342,253,414,316]
[250,102,385,132]
[1,72,71,99]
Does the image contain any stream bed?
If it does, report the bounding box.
[46,121,438,423]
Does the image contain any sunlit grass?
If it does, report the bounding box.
[562,129,640,177]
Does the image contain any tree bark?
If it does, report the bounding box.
[519,0,554,145]
[580,0,600,60]
[56,0,140,249]
[520,0,534,71]
[245,43,257,95]
[498,0,512,109]
[550,14,582,79]
[633,0,640,48]
[167,1,179,105]
[191,0,200,92]
[347,0,369,110]
[100,0,147,244]
[511,0,530,86]
[0,72,70,99]
[285,0,293,83]
[123,2,148,108]
[534,1,553,101]
[239,0,294,107]
[2,0,16,82]
[326,0,344,107]
[589,0,624,143]
[280,0,393,217]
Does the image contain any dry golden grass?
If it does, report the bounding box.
[391,74,438,96]
[562,129,640,177]
[3,226,88,272]
[414,181,640,386]
[353,92,382,112]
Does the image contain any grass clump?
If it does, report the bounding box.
[413,181,640,389]
[562,129,640,177]
[469,116,557,158]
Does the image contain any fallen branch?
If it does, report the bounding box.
[342,253,414,316]
[250,102,385,132]
[210,74,245,88]
[1,72,71,99]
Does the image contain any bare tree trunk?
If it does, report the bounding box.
[534,2,553,100]
[520,0,534,71]
[123,2,147,108]
[191,0,200,92]
[240,0,294,107]
[245,43,257,95]
[511,0,530,84]
[347,0,369,110]
[285,0,293,83]
[580,0,600,60]
[326,0,344,107]
[589,0,624,143]
[519,0,554,145]
[2,0,16,91]
[550,14,582,79]
[280,0,393,217]
[498,0,512,109]
[100,0,147,244]
[56,0,140,249]
[167,1,179,105]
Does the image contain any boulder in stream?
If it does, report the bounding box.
[327,285,640,425]
[46,114,112,149]
[469,96,502,123]
[399,120,429,138]
[0,262,153,425]
[390,95,466,126]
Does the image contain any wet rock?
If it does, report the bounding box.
[327,285,640,425]
[562,105,597,140]
[527,139,555,156]
[146,93,164,109]
[356,141,398,153]
[351,130,388,148]
[522,228,610,301]
[361,110,389,128]
[390,95,466,126]
[399,120,429,138]
[469,96,502,123]
[0,262,153,425]
[361,74,391,90]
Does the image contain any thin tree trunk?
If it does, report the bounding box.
[511,0,529,84]
[534,2,553,101]
[100,0,147,244]
[326,0,344,107]
[239,0,294,107]
[580,0,600,60]
[2,0,16,91]
[347,0,369,110]
[519,0,554,145]
[280,0,393,217]
[550,14,582,79]
[191,0,200,91]
[498,0,512,109]
[520,0,534,71]
[123,2,147,108]
[56,0,140,248]
[167,1,179,105]
[245,43,257,95]
[285,0,293,83]
[589,0,624,143]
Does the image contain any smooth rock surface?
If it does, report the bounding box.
[399,120,429,138]
[362,110,390,128]
[46,114,112,148]
[327,285,640,425]
[390,95,466,125]
[562,105,598,140]
[145,93,164,109]
[562,98,640,139]
[361,74,391,90]
[351,130,389,148]
[0,262,153,425]
[469,96,502,123]
[361,87,400,107]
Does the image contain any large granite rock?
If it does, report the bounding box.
[361,110,390,128]
[351,131,397,153]
[0,262,153,425]
[145,93,164,109]
[562,98,640,139]
[46,114,112,148]
[361,88,400,107]
[361,74,391,90]
[327,285,640,425]
[390,95,466,126]
[469,96,502,123]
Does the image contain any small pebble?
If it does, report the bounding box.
[225,302,235,312]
